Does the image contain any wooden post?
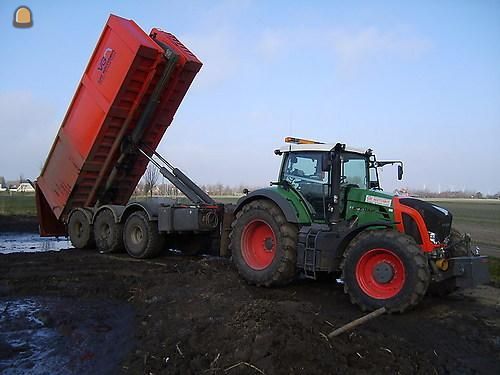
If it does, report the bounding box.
[328,307,387,338]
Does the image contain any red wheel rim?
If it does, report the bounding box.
[241,219,276,270]
[355,248,406,299]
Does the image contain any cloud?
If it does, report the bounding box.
[176,0,253,89]
[180,30,241,88]
[257,30,289,61]
[0,91,58,180]
[329,27,431,73]
[255,26,431,74]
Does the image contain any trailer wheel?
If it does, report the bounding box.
[342,229,430,313]
[68,210,95,249]
[94,209,123,253]
[123,211,165,259]
[229,199,298,287]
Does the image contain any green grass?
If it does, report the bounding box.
[0,194,36,216]
[488,257,500,285]
[427,199,500,248]
[0,193,242,217]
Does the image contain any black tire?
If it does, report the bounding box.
[229,199,298,287]
[68,210,95,249]
[342,229,430,313]
[427,228,468,296]
[123,211,165,259]
[94,209,124,253]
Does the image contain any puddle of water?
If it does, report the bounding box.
[0,297,135,375]
[0,233,72,254]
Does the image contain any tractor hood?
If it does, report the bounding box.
[346,188,394,209]
[345,189,453,247]
[344,188,395,226]
[395,197,453,244]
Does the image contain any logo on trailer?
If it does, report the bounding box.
[97,48,115,83]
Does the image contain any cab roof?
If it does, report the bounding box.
[277,143,368,155]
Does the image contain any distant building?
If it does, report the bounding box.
[15,182,35,193]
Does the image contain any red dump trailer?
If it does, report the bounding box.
[36,15,224,258]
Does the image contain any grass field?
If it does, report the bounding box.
[489,257,500,284]
[1,194,498,248]
[0,194,241,216]
[427,199,500,249]
[0,194,36,216]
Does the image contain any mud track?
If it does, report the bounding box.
[1,250,499,374]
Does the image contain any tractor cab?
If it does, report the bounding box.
[275,137,401,223]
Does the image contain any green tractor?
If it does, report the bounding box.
[230,137,489,312]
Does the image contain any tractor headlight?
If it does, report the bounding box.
[428,231,438,244]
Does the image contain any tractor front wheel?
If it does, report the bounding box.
[230,200,298,287]
[342,229,430,313]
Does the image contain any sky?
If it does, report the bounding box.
[0,0,499,194]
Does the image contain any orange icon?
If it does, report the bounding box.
[13,6,33,28]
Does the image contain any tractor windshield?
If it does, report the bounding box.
[341,152,369,189]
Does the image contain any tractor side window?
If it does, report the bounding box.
[342,154,368,189]
[283,153,328,184]
[282,152,329,220]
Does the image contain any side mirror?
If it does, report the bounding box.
[398,165,403,180]
[369,181,379,189]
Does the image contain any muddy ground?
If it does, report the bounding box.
[1,249,499,375]
[0,216,38,233]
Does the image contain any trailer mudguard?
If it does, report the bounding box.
[93,205,126,224]
[120,202,158,222]
[120,198,176,223]
[234,188,303,224]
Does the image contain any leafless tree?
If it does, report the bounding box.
[143,164,159,197]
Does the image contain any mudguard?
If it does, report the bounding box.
[92,205,126,224]
[234,189,301,223]
[120,198,175,222]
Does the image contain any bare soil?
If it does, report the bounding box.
[1,249,499,374]
[0,215,38,233]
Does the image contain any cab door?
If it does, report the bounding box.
[281,152,330,220]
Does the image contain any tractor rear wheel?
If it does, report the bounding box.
[342,229,430,313]
[68,210,95,249]
[94,209,124,253]
[123,211,165,259]
[229,200,298,287]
